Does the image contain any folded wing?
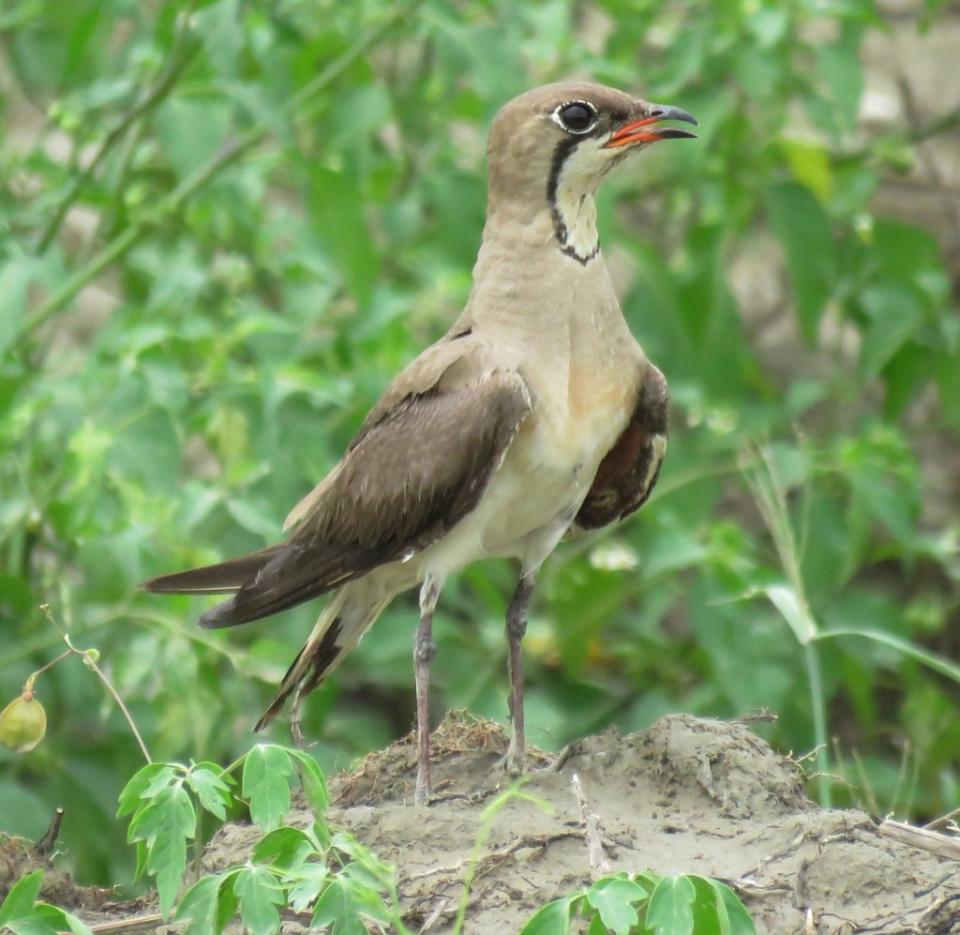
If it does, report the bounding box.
[143,339,530,629]
[574,363,668,531]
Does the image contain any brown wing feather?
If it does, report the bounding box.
[142,546,282,594]
[574,364,669,531]
[197,361,530,628]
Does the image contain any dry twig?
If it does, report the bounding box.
[571,772,611,878]
[877,818,960,862]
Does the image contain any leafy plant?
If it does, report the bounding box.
[117,744,326,916]
[3,746,406,934]
[0,871,92,935]
[2,0,958,884]
[521,870,754,935]
[176,824,409,935]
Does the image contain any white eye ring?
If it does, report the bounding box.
[551,100,598,135]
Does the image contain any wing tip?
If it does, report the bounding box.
[197,599,238,629]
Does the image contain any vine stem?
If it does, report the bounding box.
[17,3,416,350]
[39,604,153,764]
[27,648,72,682]
[34,7,201,255]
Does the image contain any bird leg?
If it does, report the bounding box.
[289,684,308,749]
[414,575,441,805]
[505,574,536,771]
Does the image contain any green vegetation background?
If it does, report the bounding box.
[1,0,958,886]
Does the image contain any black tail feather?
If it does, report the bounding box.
[141,546,280,595]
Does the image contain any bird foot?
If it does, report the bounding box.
[496,741,527,778]
[414,775,432,806]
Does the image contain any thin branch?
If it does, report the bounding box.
[904,104,960,145]
[895,74,960,249]
[835,103,960,165]
[39,604,153,764]
[86,913,165,934]
[877,817,960,862]
[66,632,153,764]
[27,648,72,681]
[17,3,416,349]
[21,226,140,343]
[35,9,201,255]
[33,807,65,856]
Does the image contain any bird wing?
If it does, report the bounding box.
[573,363,669,531]
[188,335,530,628]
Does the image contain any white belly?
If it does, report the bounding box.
[417,383,630,580]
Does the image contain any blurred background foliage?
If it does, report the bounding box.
[1,0,958,886]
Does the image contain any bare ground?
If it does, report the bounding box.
[6,713,960,933]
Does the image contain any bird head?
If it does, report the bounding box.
[486,82,697,263]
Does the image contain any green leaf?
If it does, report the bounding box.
[5,906,63,935]
[858,285,925,380]
[155,97,232,182]
[645,875,696,935]
[225,497,281,539]
[186,765,234,821]
[1,902,91,935]
[816,628,960,684]
[216,870,241,934]
[674,223,730,350]
[235,866,285,935]
[781,139,833,201]
[176,874,226,935]
[117,763,175,817]
[242,745,293,832]
[252,826,314,869]
[0,870,43,927]
[586,913,607,935]
[765,182,835,342]
[288,749,330,814]
[288,864,330,914]
[757,584,818,645]
[0,255,36,354]
[310,879,367,935]
[715,881,756,934]
[195,0,243,79]
[307,164,379,308]
[690,877,756,935]
[585,876,649,935]
[133,841,148,884]
[519,894,581,935]
[814,35,864,130]
[108,409,181,495]
[128,785,197,917]
[937,351,960,425]
[51,905,94,935]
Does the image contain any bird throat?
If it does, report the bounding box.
[547,138,602,266]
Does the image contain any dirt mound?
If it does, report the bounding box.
[198,712,960,933]
[15,713,960,933]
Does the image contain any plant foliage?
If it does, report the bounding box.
[521,870,754,935]
[1,0,957,885]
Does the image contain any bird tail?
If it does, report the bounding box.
[254,582,390,732]
[141,546,281,595]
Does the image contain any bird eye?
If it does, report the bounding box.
[554,101,597,135]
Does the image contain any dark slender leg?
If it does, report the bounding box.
[289,686,307,749]
[414,576,440,805]
[506,574,536,771]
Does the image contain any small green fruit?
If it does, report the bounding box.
[0,688,48,753]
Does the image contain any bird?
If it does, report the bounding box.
[143,81,696,804]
